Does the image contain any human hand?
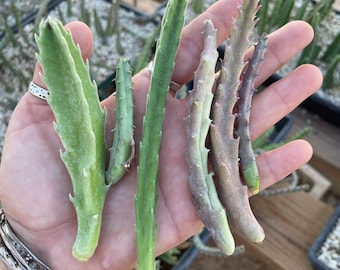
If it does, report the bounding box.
[0,0,322,269]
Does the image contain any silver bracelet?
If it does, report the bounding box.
[0,209,51,270]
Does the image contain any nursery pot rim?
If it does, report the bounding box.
[308,204,340,270]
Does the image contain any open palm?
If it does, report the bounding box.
[0,0,322,269]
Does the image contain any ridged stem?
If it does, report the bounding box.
[237,34,267,194]
[135,1,187,269]
[210,0,265,244]
[186,20,235,256]
[36,18,108,261]
[106,58,135,185]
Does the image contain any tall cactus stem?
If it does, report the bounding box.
[237,34,268,195]
[186,20,235,256]
[135,1,187,269]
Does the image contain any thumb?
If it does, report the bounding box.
[7,21,94,132]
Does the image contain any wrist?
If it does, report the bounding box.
[0,259,10,270]
[0,208,51,270]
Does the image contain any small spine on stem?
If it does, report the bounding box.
[35,17,108,261]
[135,1,187,269]
[210,0,265,244]
[106,58,135,186]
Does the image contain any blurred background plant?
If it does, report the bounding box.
[0,0,161,94]
[257,0,340,99]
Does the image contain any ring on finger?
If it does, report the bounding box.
[147,61,183,95]
[28,81,49,101]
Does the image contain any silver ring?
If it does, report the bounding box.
[28,81,49,100]
[147,61,183,94]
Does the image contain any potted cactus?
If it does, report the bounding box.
[309,204,340,270]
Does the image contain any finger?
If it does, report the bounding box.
[172,0,241,85]
[257,140,313,191]
[31,21,93,92]
[137,10,313,96]
[250,64,323,139]
[174,10,314,87]
[253,20,314,87]
[13,21,94,129]
[135,0,240,86]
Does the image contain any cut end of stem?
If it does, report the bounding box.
[71,213,102,262]
[255,240,265,245]
[243,161,260,195]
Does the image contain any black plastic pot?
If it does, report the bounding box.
[308,204,340,270]
[263,73,340,127]
[301,94,340,127]
[171,228,211,270]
